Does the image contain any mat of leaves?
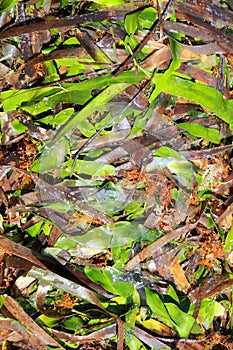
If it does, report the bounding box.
[0,1,233,349]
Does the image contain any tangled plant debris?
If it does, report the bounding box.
[0,0,233,349]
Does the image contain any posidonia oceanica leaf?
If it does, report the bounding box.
[125,11,140,35]
[62,316,83,331]
[125,335,148,350]
[167,160,195,185]
[11,119,28,133]
[164,303,197,337]
[53,108,75,124]
[146,149,195,187]
[74,118,96,137]
[165,303,198,338]
[167,285,180,304]
[71,222,161,258]
[42,201,71,213]
[54,236,77,250]
[145,288,175,329]
[50,82,132,145]
[149,39,182,101]
[0,0,18,15]
[64,159,115,176]
[1,71,144,112]
[138,7,158,29]
[150,74,233,128]
[84,267,134,297]
[153,146,182,159]
[31,138,68,173]
[224,224,233,252]
[125,7,158,35]
[1,86,61,112]
[198,299,225,330]
[178,122,221,144]
[21,100,54,115]
[146,289,202,337]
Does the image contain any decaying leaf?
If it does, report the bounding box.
[1,1,233,349]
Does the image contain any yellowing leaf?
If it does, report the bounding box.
[170,259,190,292]
[136,316,173,335]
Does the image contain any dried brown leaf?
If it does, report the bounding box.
[3,296,63,349]
[0,235,47,269]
